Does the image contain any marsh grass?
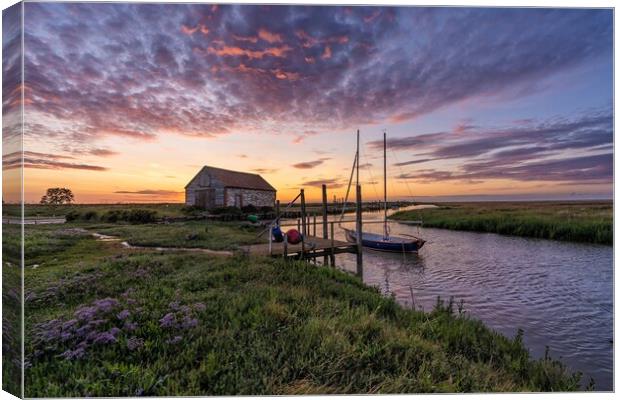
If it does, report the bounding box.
[391,201,612,245]
[2,223,22,395]
[89,220,265,250]
[21,225,583,396]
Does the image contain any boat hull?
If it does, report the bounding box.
[344,228,425,253]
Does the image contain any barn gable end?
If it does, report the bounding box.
[185,166,276,209]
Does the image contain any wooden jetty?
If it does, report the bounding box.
[246,183,363,275]
[240,235,356,259]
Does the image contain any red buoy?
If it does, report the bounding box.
[286,229,302,244]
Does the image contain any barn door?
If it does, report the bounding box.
[234,194,243,208]
[196,189,216,208]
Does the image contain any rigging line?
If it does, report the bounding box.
[338,150,358,225]
[359,141,381,201]
[390,147,416,201]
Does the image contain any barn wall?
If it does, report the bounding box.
[224,188,275,208]
[185,170,226,207]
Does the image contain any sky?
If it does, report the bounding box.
[2,3,614,203]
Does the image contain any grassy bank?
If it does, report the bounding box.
[391,201,612,245]
[90,220,265,251]
[20,223,584,395]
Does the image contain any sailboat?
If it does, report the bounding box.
[342,131,426,253]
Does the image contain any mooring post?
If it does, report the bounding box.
[300,189,306,235]
[275,199,280,221]
[330,221,335,266]
[313,213,316,237]
[356,184,363,278]
[322,184,329,266]
[300,189,306,259]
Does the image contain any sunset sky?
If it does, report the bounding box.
[3,3,613,203]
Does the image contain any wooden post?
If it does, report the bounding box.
[356,184,363,278]
[300,189,306,236]
[322,184,329,266]
[297,218,300,231]
[330,221,335,266]
[300,189,306,259]
[275,199,280,221]
[313,213,316,237]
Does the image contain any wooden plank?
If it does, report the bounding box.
[241,236,355,257]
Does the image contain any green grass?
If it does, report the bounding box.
[2,223,22,396]
[391,201,612,245]
[3,203,187,218]
[21,225,583,396]
[88,220,265,251]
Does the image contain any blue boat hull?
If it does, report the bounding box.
[344,229,425,253]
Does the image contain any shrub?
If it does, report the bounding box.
[65,210,82,222]
[210,206,242,215]
[259,206,274,213]
[125,209,157,224]
[241,204,257,213]
[100,209,157,224]
[101,210,122,223]
[181,205,205,215]
[83,211,99,221]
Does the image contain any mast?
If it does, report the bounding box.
[356,129,360,187]
[383,130,388,239]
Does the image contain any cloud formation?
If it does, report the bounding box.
[19,4,612,148]
[3,151,107,171]
[292,158,330,169]
[114,190,181,195]
[376,109,613,185]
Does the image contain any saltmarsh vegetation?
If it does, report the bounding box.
[391,201,612,245]
[22,224,584,396]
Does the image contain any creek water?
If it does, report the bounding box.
[325,207,613,390]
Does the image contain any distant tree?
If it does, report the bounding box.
[40,188,74,215]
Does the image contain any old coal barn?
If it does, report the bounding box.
[185,165,276,209]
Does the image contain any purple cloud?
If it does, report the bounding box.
[17,4,611,149]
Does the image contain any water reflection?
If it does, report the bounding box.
[327,208,613,391]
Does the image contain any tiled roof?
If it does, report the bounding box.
[186,165,276,191]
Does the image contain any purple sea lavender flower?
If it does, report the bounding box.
[168,301,180,311]
[159,313,176,328]
[193,302,206,312]
[74,306,97,321]
[181,316,198,330]
[123,321,138,332]
[75,325,93,338]
[92,331,117,345]
[87,319,107,328]
[127,336,144,351]
[92,298,119,313]
[166,335,183,344]
[61,347,86,360]
[62,319,78,330]
[117,310,131,320]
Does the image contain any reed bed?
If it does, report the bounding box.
[391,201,612,245]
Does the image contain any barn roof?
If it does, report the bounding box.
[185,165,276,191]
